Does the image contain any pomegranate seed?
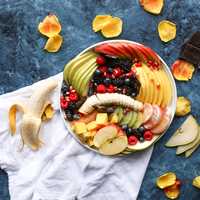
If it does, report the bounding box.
[69,93,78,101]
[96,56,106,65]
[144,130,153,141]
[96,84,106,93]
[113,68,123,77]
[128,136,138,145]
[135,62,142,67]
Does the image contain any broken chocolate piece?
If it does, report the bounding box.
[180,43,200,66]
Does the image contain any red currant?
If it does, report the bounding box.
[69,93,78,101]
[107,84,116,93]
[143,130,153,141]
[135,62,142,67]
[113,67,123,77]
[96,56,106,65]
[96,84,106,93]
[128,136,138,145]
[98,66,107,73]
[60,100,68,109]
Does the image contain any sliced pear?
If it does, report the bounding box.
[176,127,200,155]
[121,112,133,125]
[165,115,198,147]
[99,135,128,155]
[93,126,118,148]
[129,112,137,127]
[133,112,143,128]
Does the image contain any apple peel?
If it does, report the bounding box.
[171,59,195,81]
[158,20,176,42]
[92,15,112,32]
[38,14,61,37]
[139,0,164,15]
[101,17,123,38]
[44,34,63,52]
[156,172,177,189]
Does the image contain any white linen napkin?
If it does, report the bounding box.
[0,73,153,200]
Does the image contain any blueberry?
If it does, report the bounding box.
[108,68,113,73]
[131,92,136,97]
[61,84,69,94]
[94,69,102,76]
[73,113,80,120]
[138,126,145,134]
[106,107,115,113]
[139,137,144,142]
[121,124,128,131]
[65,110,73,121]
[68,103,76,111]
[104,78,111,85]
[127,127,132,135]
[124,78,131,86]
[88,87,94,96]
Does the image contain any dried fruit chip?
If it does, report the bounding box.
[158,20,176,42]
[139,0,164,15]
[92,15,112,32]
[176,96,191,117]
[101,17,123,38]
[38,14,61,37]
[193,176,200,189]
[156,172,176,189]
[42,104,55,121]
[44,34,63,52]
[171,59,195,81]
[164,180,180,199]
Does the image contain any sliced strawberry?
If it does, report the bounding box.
[143,103,154,123]
[144,105,163,129]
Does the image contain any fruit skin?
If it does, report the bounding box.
[165,115,198,147]
[175,96,191,116]
[139,0,164,15]
[171,59,195,81]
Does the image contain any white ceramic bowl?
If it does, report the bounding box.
[60,40,177,155]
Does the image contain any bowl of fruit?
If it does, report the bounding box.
[60,40,177,156]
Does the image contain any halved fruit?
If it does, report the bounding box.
[38,14,61,37]
[92,15,112,32]
[144,105,163,129]
[176,127,200,155]
[165,115,198,147]
[151,112,171,135]
[139,0,164,15]
[171,59,195,81]
[143,103,153,123]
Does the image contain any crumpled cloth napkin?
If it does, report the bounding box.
[0,73,153,200]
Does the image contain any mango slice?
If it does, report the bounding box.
[92,15,112,32]
[156,172,176,189]
[42,104,55,121]
[101,17,123,38]
[44,34,63,52]
[164,180,181,199]
[38,14,61,37]
[158,20,176,42]
[193,176,200,189]
[176,96,191,117]
[171,59,195,81]
[139,0,164,15]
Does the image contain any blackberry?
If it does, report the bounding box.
[61,83,70,94]
[93,76,104,84]
[68,102,77,111]
[104,78,111,85]
[65,110,74,121]
[113,78,124,86]
[94,69,102,76]
[124,78,131,86]
[138,126,145,134]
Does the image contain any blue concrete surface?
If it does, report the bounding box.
[0,0,200,199]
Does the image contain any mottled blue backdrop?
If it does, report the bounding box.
[1,0,200,199]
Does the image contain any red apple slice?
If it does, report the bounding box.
[109,43,132,59]
[94,43,118,57]
[144,105,163,129]
[151,114,171,135]
[143,103,153,123]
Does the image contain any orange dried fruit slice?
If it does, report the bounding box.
[171,59,195,81]
[42,104,55,121]
[44,34,63,52]
[92,15,112,32]
[158,20,176,42]
[156,172,176,189]
[101,17,123,38]
[38,14,61,37]
[164,180,181,199]
[139,0,164,15]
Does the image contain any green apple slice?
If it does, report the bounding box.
[176,127,200,155]
[165,115,198,147]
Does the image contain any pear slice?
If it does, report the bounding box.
[165,115,198,147]
[176,127,200,155]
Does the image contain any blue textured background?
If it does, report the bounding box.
[1,0,200,199]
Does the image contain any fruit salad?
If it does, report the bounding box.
[60,41,174,155]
